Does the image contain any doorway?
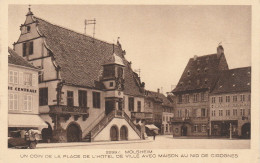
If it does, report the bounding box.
[181,126,187,136]
[67,123,82,142]
[120,126,128,140]
[105,100,115,115]
[241,123,250,139]
[110,125,119,141]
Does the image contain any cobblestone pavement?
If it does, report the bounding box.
[35,135,250,149]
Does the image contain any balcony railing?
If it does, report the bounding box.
[49,105,89,115]
[131,112,153,119]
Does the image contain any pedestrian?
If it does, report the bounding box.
[153,132,156,140]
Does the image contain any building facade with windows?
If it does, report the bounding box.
[171,46,229,137]
[8,47,47,135]
[210,67,251,138]
[12,8,146,142]
[144,89,174,135]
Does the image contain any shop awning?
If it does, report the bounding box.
[145,124,159,130]
[8,114,48,128]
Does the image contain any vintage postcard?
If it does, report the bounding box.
[0,1,259,163]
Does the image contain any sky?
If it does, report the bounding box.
[8,5,251,94]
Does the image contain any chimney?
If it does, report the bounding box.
[217,45,224,58]
[157,88,160,94]
[194,55,198,61]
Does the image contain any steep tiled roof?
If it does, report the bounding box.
[145,90,173,107]
[172,53,228,93]
[34,17,143,96]
[211,67,251,94]
[8,47,38,69]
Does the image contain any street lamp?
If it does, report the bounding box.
[229,123,232,139]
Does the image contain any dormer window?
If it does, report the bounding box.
[248,71,251,75]
[247,83,250,86]
[27,26,31,33]
[219,85,222,88]
[232,73,235,76]
[188,80,191,85]
[204,67,208,73]
[197,68,200,73]
[180,82,183,86]
[233,84,236,87]
[204,79,208,85]
[187,70,191,76]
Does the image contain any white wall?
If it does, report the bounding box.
[94,118,140,141]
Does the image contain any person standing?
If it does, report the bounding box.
[153,132,156,140]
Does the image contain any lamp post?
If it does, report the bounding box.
[229,123,232,139]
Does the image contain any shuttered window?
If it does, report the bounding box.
[22,41,34,57]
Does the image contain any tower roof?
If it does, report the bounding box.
[103,53,125,66]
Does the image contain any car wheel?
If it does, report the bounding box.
[29,142,36,149]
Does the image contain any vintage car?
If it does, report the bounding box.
[8,129,42,149]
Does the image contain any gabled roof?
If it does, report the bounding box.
[211,67,251,94]
[145,90,173,107]
[8,47,39,70]
[34,16,143,96]
[172,53,228,93]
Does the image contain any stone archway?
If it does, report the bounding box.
[120,126,128,140]
[241,123,250,139]
[66,122,82,142]
[41,122,53,143]
[110,125,119,141]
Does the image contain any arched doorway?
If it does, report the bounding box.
[41,122,53,143]
[67,123,82,142]
[241,123,250,139]
[110,125,119,141]
[181,126,188,136]
[120,126,128,140]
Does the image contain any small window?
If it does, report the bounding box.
[204,79,208,85]
[194,125,198,132]
[27,26,31,33]
[93,92,101,108]
[187,71,191,76]
[233,96,237,102]
[67,91,74,106]
[24,73,32,86]
[137,101,141,112]
[109,82,113,87]
[204,68,208,73]
[128,97,134,111]
[22,41,34,56]
[201,108,206,117]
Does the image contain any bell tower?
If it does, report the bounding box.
[102,49,125,115]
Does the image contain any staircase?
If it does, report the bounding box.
[83,110,141,142]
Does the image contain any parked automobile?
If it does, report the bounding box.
[8,129,42,149]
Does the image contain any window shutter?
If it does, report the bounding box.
[32,74,36,86]
[19,72,23,85]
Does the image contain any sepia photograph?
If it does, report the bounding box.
[1,2,259,163]
[6,5,252,150]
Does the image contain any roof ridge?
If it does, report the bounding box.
[34,16,120,48]
[191,53,217,59]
